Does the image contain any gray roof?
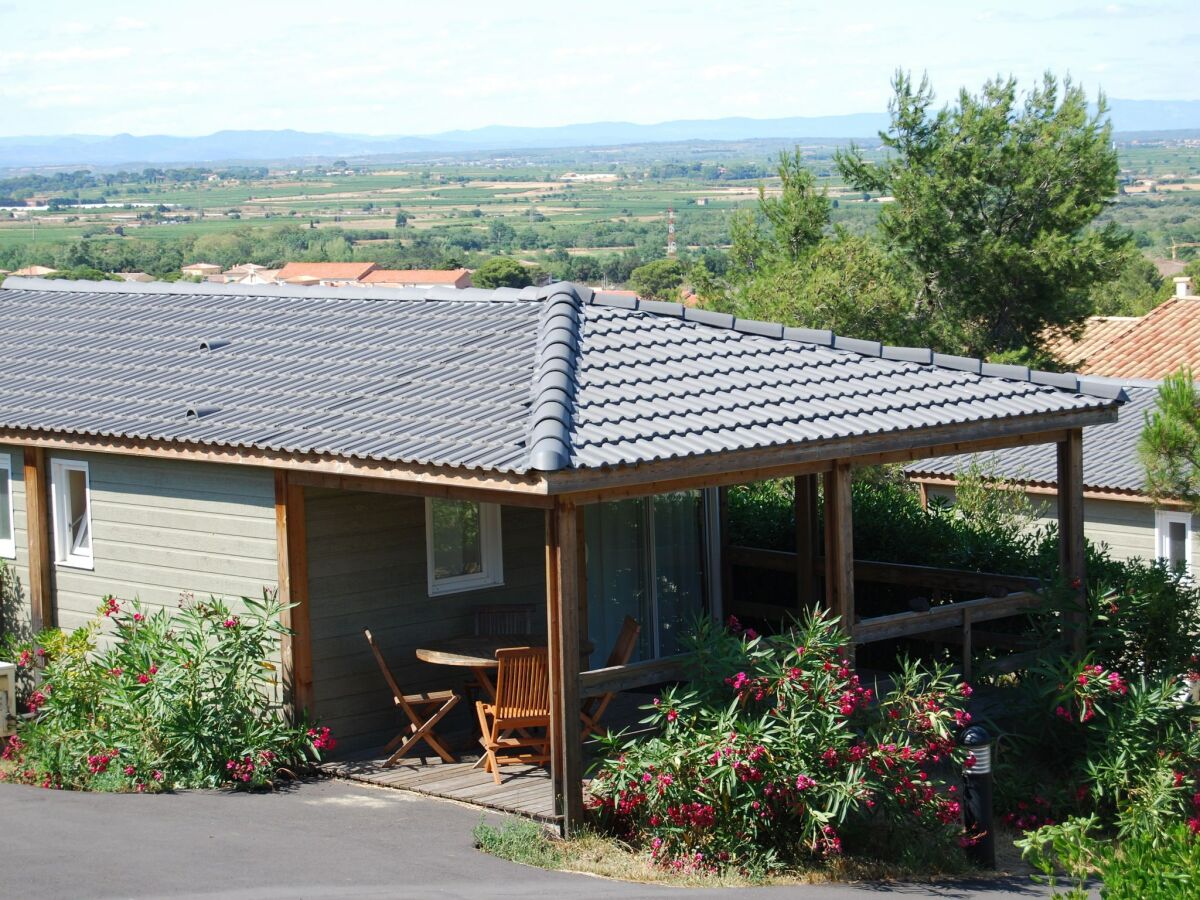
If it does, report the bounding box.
[0,277,1122,476]
[905,385,1160,495]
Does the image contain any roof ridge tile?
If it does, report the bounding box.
[527,285,584,471]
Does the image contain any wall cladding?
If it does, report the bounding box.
[305,488,546,754]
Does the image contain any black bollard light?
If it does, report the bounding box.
[960,725,996,869]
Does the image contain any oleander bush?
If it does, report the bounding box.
[587,610,976,875]
[0,592,332,791]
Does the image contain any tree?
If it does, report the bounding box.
[1089,252,1163,317]
[394,210,408,228]
[728,149,830,280]
[627,258,685,300]
[736,231,926,347]
[473,256,533,289]
[836,72,1129,358]
[1140,368,1200,509]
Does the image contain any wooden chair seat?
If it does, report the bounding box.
[476,647,551,783]
[364,628,460,766]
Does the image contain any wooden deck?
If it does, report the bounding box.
[321,752,561,822]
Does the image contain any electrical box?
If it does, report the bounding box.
[0,660,15,737]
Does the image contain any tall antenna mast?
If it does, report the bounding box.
[666,207,677,257]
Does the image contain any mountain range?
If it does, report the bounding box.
[1,99,1198,169]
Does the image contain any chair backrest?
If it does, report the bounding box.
[364,628,410,709]
[492,647,549,722]
[473,604,534,637]
[605,616,642,669]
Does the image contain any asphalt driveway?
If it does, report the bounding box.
[2,778,1054,899]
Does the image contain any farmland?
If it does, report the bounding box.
[1,135,1198,279]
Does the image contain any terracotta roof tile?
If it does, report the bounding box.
[1043,316,1141,369]
[1080,298,1200,379]
[275,262,377,281]
[361,268,469,285]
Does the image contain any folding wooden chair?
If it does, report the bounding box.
[364,628,460,766]
[475,647,551,784]
[472,604,535,636]
[581,616,641,738]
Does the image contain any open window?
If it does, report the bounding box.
[0,453,14,558]
[1155,510,1192,574]
[425,498,503,596]
[51,459,93,569]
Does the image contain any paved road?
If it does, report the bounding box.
[3,778,1053,899]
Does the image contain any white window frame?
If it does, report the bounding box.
[1155,509,1192,574]
[0,453,14,558]
[424,498,503,596]
[50,459,94,570]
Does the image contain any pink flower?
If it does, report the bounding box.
[137,673,150,684]
[149,665,158,675]
[222,617,239,629]
[743,628,758,640]
[123,765,136,776]
[110,667,123,677]
[665,709,678,722]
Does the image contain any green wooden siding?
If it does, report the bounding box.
[305,488,547,754]
[926,485,1200,565]
[44,452,278,637]
[0,445,30,642]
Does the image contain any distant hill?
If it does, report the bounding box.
[1,100,1197,168]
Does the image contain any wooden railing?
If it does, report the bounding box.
[578,655,688,698]
[726,544,1044,678]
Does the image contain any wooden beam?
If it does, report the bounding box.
[909,473,1185,510]
[275,472,313,720]
[23,447,52,633]
[287,469,554,508]
[546,407,1116,499]
[794,474,818,611]
[1057,429,1087,655]
[0,429,551,499]
[545,500,584,835]
[823,463,854,634]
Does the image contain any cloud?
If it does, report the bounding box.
[113,16,149,30]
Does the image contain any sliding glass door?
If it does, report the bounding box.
[584,490,709,667]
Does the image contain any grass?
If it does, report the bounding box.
[473,818,1032,888]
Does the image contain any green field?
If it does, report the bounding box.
[2,137,1198,275]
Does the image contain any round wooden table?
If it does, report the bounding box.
[416,634,593,700]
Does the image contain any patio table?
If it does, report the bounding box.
[415,635,593,701]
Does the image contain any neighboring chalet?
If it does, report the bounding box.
[907,384,1197,573]
[0,276,1121,831]
[274,261,378,286]
[361,268,472,289]
[180,262,221,279]
[1045,276,1199,379]
[10,265,56,278]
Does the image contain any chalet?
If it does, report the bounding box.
[0,275,1121,831]
[180,262,222,278]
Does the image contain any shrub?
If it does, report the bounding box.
[1019,818,1200,899]
[0,592,331,791]
[587,610,975,874]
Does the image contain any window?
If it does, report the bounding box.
[0,453,13,558]
[425,498,502,595]
[1155,510,1192,574]
[51,459,93,569]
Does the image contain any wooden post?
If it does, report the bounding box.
[717,486,732,612]
[1056,429,1087,655]
[23,447,53,633]
[275,471,313,720]
[917,482,929,511]
[545,500,584,835]
[793,474,818,611]
[961,609,973,683]
[822,463,855,635]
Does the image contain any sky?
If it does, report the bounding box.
[0,0,1196,137]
